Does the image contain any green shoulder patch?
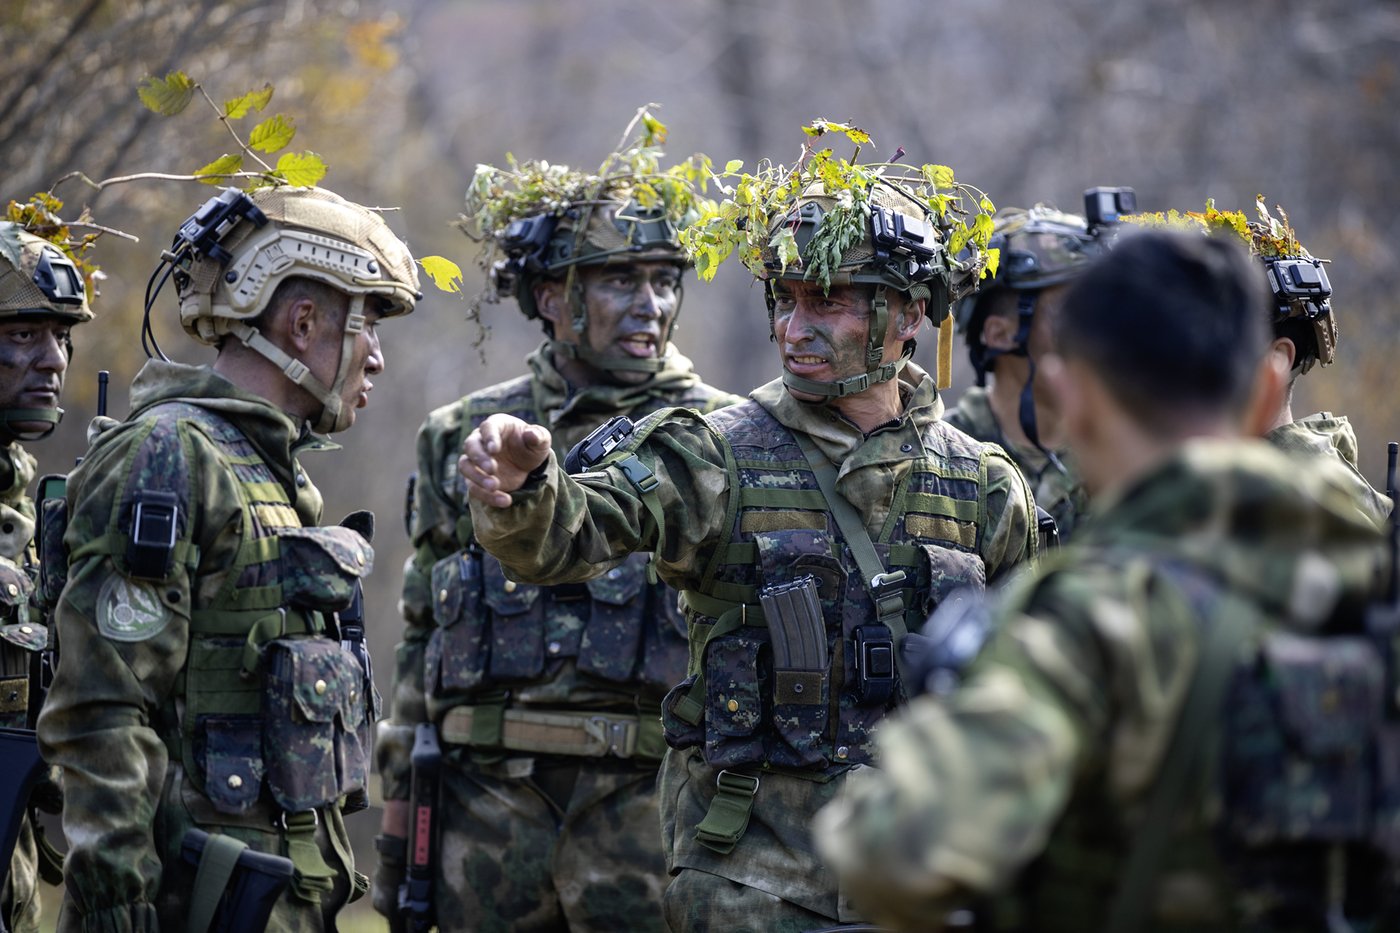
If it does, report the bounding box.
[96,576,172,642]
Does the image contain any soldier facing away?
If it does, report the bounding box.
[946,191,1131,543]
[37,185,420,932]
[815,229,1392,931]
[0,222,93,933]
[458,138,1037,932]
[373,124,739,932]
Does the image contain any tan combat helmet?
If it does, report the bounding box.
[170,186,420,432]
[0,222,95,438]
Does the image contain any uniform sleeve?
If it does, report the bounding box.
[814,561,1198,930]
[36,421,210,930]
[470,409,733,593]
[377,413,466,802]
[978,447,1038,583]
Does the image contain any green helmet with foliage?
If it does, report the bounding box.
[169,185,419,433]
[459,109,715,376]
[952,204,1109,385]
[1124,197,1336,373]
[0,221,94,439]
[681,120,998,398]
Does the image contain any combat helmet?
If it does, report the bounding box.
[953,188,1134,387]
[0,222,95,438]
[461,112,712,378]
[165,185,420,433]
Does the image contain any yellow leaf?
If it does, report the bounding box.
[224,84,274,119]
[249,114,296,154]
[419,255,464,294]
[194,153,243,185]
[137,71,194,116]
[275,151,328,187]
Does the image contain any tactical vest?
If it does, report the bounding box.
[425,379,725,713]
[998,556,1400,933]
[74,402,375,820]
[0,560,37,730]
[662,400,988,773]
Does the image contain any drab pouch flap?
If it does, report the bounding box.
[0,561,33,610]
[273,638,365,729]
[585,555,648,606]
[278,526,373,612]
[199,715,265,815]
[1264,632,1382,757]
[430,551,477,628]
[482,554,540,615]
[0,623,44,653]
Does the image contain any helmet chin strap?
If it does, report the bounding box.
[226,295,367,434]
[981,290,1070,478]
[775,282,926,401]
[0,407,62,442]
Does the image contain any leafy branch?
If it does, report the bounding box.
[1122,196,1314,260]
[677,119,999,297]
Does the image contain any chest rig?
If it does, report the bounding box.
[662,400,988,775]
[426,379,727,761]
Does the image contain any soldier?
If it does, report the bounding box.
[0,222,93,933]
[1243,202,1391,526]
[37,185,420,932]
[946,196,1128,542]
[814,229,1391,931]
[372,131,739,932]
[459,148,1037,931]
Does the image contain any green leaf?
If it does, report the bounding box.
[724,159,744,174]
[275,151,328,186]
[922,164,955,189]
[249,114,296,153]
[419,255,464,294]
[984,247,1001,279]
[224,83,274,119]
[641,113,667,146]
[194,153,243,185]
[979,196,995,214]
[137,71,195,116]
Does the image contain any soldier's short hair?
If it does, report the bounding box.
[1057,229,1271,433]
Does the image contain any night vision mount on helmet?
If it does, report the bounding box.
[0,222,95,439]
[145,185,421,434]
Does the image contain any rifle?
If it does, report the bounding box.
[0,729,45,892]
[397,722,441,933]
[180,828,294,933]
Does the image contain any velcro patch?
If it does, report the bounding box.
[96,576,172,642]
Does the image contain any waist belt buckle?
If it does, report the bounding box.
[588,714,635,757]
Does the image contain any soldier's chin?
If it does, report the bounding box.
[6,419,56,440]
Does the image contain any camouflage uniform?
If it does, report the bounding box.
[470,363,1037,931]
[944,385,1088,541]
[0,441,41,933]
[1267,412,1390,529]
[378,345,737,932]
[37,361,376,932]
[816,438,1389,932]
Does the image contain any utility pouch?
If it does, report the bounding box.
[426,550,488,696]
[851,624,897,707]
[482,555,545,681]
[278,526,372,612]
[1222,631,1383,845]
[126,489,180,580]
[578,554,649,683]
[703,631,768,767]
[262,638,368,812]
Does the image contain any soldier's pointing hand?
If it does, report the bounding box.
[460,413,552,508]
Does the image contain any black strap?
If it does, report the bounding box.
[793,435,911,689]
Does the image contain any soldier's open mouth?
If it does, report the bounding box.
[619,334,657,357]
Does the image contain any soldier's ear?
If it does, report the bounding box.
[1244,347,1290,437]
[893,296,925,342]
[981,311,1017,350]
[535,280,566,327]
[273,297,318,354]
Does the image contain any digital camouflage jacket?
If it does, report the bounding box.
[816,438,1390,932]
[378,345,738,799]
[38,361,373,933]
[1267,411,1391,529]
[0,440,41,933]
[944,385,1088,541]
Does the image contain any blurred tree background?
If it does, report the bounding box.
[4,0,1398,928]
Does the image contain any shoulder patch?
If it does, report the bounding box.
[96,576,172,642]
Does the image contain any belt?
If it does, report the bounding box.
[439,705,660,760]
